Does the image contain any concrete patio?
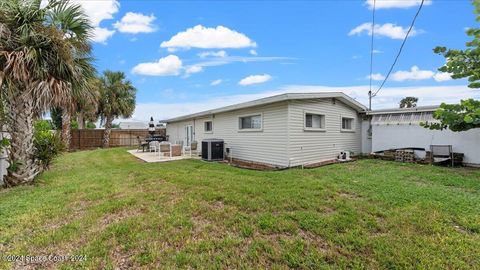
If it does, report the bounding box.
[127,149,201,163]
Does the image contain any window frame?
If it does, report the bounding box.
[204,120,213,134]
[238,113,263,132]
[340,116,355,132]
[303,111,326,132]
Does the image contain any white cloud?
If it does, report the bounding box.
[74,0,119,44]
[368,66,453,82]
[130,84,479,121]
[194,56,292,68]
[185,65,203,75]
[366,0,432,9]
[239,74,272,86]
[249,49,258,56]
[367,73,386,81]
[132,55,183,76]
[92,27,116,44]
[113,12,156,33]
[210,79,223,86]
[349,23,419,40]
[433,72,452,82]
[373,49,383,54]
[391,66,434,81]
[160,25,257,50]
[198,50,228,58]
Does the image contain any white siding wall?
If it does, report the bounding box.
[287,99,362,166]
[372,124,480,165]
[166,102,289,167]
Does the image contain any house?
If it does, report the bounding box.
[367,106,480,166]
[164,92,370,168]
[118,121,148,129]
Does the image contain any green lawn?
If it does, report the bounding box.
[1,148,479,269]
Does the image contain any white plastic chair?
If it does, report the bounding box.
[184,141,198,157]
[149,141,159,153]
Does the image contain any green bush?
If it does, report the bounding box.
[34,120,64,169]
[86,121,96,129]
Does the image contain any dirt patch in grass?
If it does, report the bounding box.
[100,208,140,229]
[298,229,329,252]
[111,246,135,270]
[211,200,225,211]
[337,190,361,199]
[191,214,211,235]
[43,200,91,231]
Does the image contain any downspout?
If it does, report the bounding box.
[286,100,291,167]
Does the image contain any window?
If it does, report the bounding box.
[204,121,213,132]
[305,113,325,129]
[239,114,262,130]
[341,117,354,130]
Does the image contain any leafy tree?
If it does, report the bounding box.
[0,0,94,186]
[422,99,480,131]
[423,1,480,132]
[98,71,136,148]
[399,97,418,108]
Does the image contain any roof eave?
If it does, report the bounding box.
[163,92,367,123]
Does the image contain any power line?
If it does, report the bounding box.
[368,0,376,110]
[371,0,426,99]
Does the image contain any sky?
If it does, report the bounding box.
[68,0,479,122]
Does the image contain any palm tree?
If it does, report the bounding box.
[399,97,419,108]
[98,71,136,148]
[46,1,96,150]
[0,0,94,186]
[76,78,101,129]
[60,78,98,150]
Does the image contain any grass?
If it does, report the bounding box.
[0,148,479,269]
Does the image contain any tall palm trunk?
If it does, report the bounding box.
[4,94,39,186]
[77,113,85,129]
[102,115,113,148]
[61,109,71,151]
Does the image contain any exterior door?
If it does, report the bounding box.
[185,125,193,146]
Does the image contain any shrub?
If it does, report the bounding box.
[86,121,96,129]
[33,120,64,170]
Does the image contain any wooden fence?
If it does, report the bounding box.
[70,128,166,150]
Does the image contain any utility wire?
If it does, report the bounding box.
[372,0,425,98]
[368,0,376,110]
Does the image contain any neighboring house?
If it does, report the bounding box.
[118,121,148,129]
[367,106,480,166]
[164,92,370,168]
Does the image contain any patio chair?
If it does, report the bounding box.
[184,141,198,157]
[137,136,149,152]
[149,141,159,153]
[159,142,172,158]
[430,145,454,167]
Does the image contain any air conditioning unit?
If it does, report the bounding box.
[202,139,224,161]
[338,151,351,161]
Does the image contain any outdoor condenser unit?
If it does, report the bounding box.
[202,139,224,161]
[337,151,351,161]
